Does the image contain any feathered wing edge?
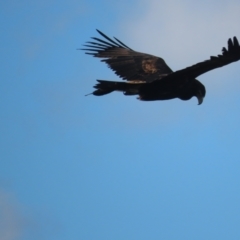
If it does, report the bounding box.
[222,37,240,57]
[80,30,173,81]
[165,36,240,80]
[80,29,133,56]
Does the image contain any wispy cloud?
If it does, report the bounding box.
[123,0,240,68]
[0,187,63,240]
[0,189,23,240]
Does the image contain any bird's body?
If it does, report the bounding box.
[81,30,240,105]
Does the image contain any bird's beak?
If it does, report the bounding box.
[196,93,204,105]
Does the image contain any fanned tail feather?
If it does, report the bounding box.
[90,80,144,96]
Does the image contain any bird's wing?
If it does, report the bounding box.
[164,37,240,81]
[81,30,173,82]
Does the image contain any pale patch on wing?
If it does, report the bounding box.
[126,80,146,84]
[142,58,158,73]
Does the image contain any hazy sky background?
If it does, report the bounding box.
[1,0,240,239]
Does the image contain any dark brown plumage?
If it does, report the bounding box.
[81,30,240,105]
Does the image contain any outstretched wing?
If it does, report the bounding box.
[81,30,173,82]
[164,37,240,81]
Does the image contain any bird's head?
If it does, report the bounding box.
[194,80,206,105]
[179,79,206,105]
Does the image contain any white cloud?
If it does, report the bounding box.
[121,0,240,72]
[0,187,63,240]
[0,189,23,240]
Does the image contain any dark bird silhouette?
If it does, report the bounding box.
[81,30,240,105]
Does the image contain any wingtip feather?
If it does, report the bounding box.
[233,36,239,47]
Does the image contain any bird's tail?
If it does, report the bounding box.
[89,80,144,96]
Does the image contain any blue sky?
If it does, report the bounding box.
[1,0,240,239]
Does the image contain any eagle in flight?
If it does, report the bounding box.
[81,30,240,105]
